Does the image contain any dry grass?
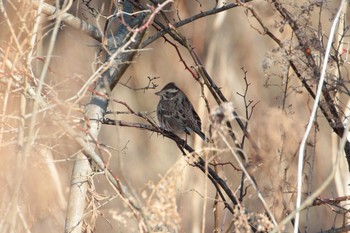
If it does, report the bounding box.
[0,0,349,232]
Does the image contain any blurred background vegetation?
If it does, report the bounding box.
[0,0,349,232]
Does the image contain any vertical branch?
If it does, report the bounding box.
[64,1,148,232]
[294,1,347,231]
[64,154,91,233]
[65,1,174,232]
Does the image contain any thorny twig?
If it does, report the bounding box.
[245,0,350,169]
[141,1,252,48]
[119,76,159,92]
[100,99,239,212]
[235,68,259,202]
[236,67,260,148]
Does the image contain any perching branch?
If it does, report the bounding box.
[63,1,174,232]
[101,115,239,213]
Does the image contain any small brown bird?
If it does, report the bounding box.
[155,82,207,141]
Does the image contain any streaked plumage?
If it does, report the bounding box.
[155,82,207,141]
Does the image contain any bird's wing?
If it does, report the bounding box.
[181,95,202,130]
[157,100,190,134]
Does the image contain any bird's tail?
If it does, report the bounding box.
[196,130,209,143]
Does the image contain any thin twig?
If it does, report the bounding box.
[141,2,250,48]
[294,1,346,231]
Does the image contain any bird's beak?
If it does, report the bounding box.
[155,91,160,96]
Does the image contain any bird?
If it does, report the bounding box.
[155,82,207,142]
